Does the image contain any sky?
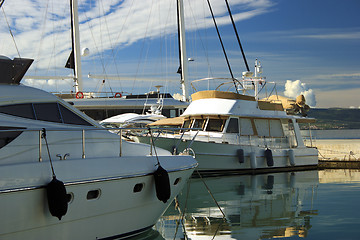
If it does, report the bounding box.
[0,0,359,108]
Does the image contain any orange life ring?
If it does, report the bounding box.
[76,91,84,99]
[114,92,122,98]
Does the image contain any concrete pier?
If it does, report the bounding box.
[314,139,360,161]
[312,139,360,169]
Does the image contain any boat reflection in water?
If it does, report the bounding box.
[155,171,319,239]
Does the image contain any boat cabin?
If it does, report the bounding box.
[181,114,304,148]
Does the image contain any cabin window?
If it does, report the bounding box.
[170,109,176,118]
[58,104,92,126]
[182,120,192,129]
[34,103,62,123]
[269,119,284,137]
[193,119,206,130]
[0,102,92,126]
[226,118,239,133]
[205,119,225,132]
[287,119,298,147]
[254,119,270,137]
[0,126,25,149]
[239,118,254,135]
[0,103,35,119]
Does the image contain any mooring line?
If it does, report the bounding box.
[173,180,191,240]
[196,170,227,218]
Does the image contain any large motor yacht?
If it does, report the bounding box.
[135,60,318,174]
[0,56,197,239]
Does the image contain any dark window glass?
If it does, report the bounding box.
[193,119,205,130]
[226,118,239,133]
[33,103,62,123]
[206,119,225,132]
[0,126,25,149]
[58,104,92,126]
[87,190,100,200]
[182,120,191,129]
[133,183,144,193]
[0,103,35,119]
[173,178,181,185]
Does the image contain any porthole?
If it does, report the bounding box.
[133,183,144,193]
[173,178,181,185]
[66,192,74,203]
[87,189,101,200]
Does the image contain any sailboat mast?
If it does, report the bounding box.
[71,0,83,92]
[177,0,189,102]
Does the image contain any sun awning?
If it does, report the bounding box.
[148,116,185,126]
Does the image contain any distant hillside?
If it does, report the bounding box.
[304,108,360,129]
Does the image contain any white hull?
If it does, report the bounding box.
[136,136,318,173]
[0,70,197,239]
[0,156,195,240]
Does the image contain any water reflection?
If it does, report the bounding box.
[128,170,360,239]
[154,171,319,239]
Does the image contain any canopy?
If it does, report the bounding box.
[148,116,185,126]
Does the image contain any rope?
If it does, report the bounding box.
[148,127,160,166]
[195,170,226,218]
[173,180,191,240]
[42,128,56,178]
[196,170,227,239]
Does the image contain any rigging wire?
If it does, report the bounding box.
[0,0,5,9]
[99,0,122,92]
[224,0,250,72]
[1,7,21,58]
[205,0,239,94]
[132,0,156,93]
[187,0,215,79]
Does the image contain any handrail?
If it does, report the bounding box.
[190,77,239,92]
[0,126,200,161]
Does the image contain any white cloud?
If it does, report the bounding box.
[23,78,71,90]
[312,72,360,79]
[294,32,360,40]
[0,0,274,71]
[284,80,316,107]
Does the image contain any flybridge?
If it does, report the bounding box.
[0,56,33,85]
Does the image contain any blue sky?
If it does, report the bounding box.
[1,0,359,108]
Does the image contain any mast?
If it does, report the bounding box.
[71,0,83,92]
[177,0,189,102]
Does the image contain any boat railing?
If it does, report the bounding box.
[52,91,131,99]
[0,126,195,161]
[142,127,201,154]
[190,77,242,92]
[189,77,278,99]
[152,128,296,150]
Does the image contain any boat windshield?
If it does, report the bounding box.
[193,119,206,130]
[205,119,226,132]
[182,119,192,129]
[0,102,92,126]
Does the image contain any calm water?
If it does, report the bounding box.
[129,130,360,239]
[129,169,360,240]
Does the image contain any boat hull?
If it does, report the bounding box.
[136,136,318,174]
[0,156,196,240]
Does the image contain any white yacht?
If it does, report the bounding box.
[0,56,197,239]
[135,60,318,174]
